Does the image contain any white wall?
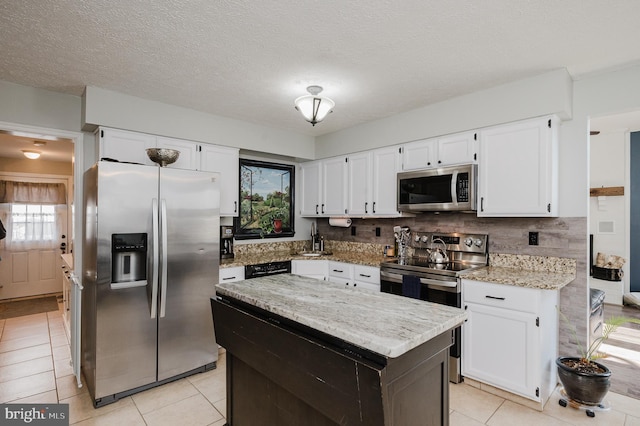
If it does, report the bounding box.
[82,86,316,161]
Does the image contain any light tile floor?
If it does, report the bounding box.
[1,307,639,425]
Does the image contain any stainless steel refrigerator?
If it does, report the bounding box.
[82,160,220,407]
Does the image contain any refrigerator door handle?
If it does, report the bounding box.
[150,198,159,319]
[160,198,168,318]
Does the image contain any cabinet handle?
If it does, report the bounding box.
[365,202,368,214]
[480,197,484,212]
[333,269,344,273]
[222,276,236,280]
[321,204,325,214]
[485,295,505,300]
[427,162,431,166]
[315,204,319,214]
[372,202,376,213]
[359,274,371,278]
[234,201,237,213]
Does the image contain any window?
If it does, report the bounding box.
[11,204,56,242]
[234,159,295,239]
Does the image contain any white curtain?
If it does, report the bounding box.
[0,181,67,251]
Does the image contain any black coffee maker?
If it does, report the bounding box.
[220,226,234,259]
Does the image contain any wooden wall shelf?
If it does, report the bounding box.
[590,186,624,197]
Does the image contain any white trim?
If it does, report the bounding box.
[0,121,84,275]
[625,130,631,295]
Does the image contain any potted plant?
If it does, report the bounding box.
[557,311,640,406]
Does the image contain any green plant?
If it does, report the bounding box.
[560,309,640,364]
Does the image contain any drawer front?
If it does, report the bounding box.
[462,280,539,314]
[328,261,353,280]
[353,265,379,285]
[219,267,245,283]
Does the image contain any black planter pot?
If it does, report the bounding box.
[556,357,611,406]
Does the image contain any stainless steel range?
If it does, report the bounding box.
[380,231,489,383]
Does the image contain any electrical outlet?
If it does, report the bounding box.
[351,226,356,236]
[375,227,381,237]
[529,231,539,246]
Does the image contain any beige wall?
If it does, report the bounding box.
[0,158,73,175]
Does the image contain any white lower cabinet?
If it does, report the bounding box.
[328,261,353,286]
[219,266,245,283]
[353,265,380,291]
[292,260,328,281]
[461,279,558,406]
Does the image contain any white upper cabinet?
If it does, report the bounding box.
[321,157,348,216]
[437,131,477,166]
[98,127,240,216]
[303,146,401,218]
[299,160,323,216]
[371,146,401,215]
[347,152,372,216]
[200,144,240,216]
[477,116,558,217]
[98,128,156,165]
[156,136,200,170]
[401,138,437,170]
[402,131,477,171]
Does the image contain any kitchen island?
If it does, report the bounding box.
[212,274,467,426]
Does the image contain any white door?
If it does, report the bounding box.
[0,203,68,300]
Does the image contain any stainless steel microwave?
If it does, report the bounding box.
[397,164,477,212]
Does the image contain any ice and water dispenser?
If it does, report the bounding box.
[111,233,147,288]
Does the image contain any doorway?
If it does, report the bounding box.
[0,123,83,301]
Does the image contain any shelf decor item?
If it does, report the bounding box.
[146,148,180,167]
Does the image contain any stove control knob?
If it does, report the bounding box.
[421,235,429,243]
[464,238,473,247]
[474,238,483,247]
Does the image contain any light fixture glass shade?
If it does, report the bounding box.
[294,86,334,126]
[22,150,41,159]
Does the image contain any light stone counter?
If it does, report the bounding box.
[462,254,576,290]
[215,273,466,358]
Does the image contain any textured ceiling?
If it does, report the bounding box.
[1,1,640,137]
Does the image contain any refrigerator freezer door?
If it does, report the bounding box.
[93,162,159,400]
[157,167,220,380]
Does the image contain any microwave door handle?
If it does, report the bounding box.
[150,198,159,319]
[451,170,458,206]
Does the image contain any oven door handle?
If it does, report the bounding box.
[420,278,459,288]
[380,271,459,288]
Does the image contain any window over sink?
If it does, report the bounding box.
[234,159,295,239]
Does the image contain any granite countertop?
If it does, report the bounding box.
[215,273,466,358]
[461,254,577,290]
[221,250,389,269]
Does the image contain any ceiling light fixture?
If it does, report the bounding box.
[294,85,335,126]
[22,150,41,160]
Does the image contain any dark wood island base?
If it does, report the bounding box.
[212,296,453,426]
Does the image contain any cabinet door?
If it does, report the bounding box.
[292,260,327,280]
[156,136,200,170]
[299,161,322,216]
[321,157,347,216]
[478,117,557,217]
[347,152,372,215]
[462,302,539,400]
[372,146,401,215]
[437,132,477,166]
[98,127,156,165]
[402,138,436,170]
[200,145,240,216]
